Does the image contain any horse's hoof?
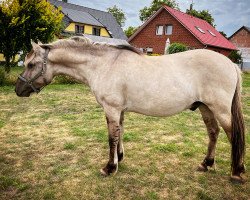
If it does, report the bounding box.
[100,163,118,176]
[230,175,246,184]
[197,164,208,172]
[100,168,109,176]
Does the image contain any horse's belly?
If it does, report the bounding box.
[126,98,192,117]
[125,78,196,117]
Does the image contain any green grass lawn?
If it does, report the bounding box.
[0,71,249,200]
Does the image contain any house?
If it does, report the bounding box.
[0,1,128,63]
[128,5,236,56]
[229,26,250,71]
[49,0,128,45]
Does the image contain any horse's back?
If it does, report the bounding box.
[117,49,238,116]
[173,49,238,106]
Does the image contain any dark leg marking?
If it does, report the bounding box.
[118,152,124,162]
[198,158,215,172]
[198,104,219,172]
[117,111,124,162]
[101,118,120,176]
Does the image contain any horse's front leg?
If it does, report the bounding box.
[101,107,122,176]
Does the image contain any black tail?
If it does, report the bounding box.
[231,70,245,175]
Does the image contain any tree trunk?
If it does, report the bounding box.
[4,56,11,73]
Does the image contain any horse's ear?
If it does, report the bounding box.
[31,40,40,50]
[38,40,43,45]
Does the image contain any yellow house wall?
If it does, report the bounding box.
[0,54,4,61]
[100,28,110,37]
[0,54,19,62]
[65,23,76,32]
[84,25,93,34]
[64,22,110,37]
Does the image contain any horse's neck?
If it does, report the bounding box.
[52,63,89,85]
[50,48,115,86]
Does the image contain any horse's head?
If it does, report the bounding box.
[15,41,53,97]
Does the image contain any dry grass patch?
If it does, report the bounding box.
[0,74,249,199]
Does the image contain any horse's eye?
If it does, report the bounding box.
[28,63,34,69]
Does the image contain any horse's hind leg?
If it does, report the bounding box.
[198,104,220,171]
[212,108,246,183]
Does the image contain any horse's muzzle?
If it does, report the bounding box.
[15,88,31,97]
[15,78,33,97]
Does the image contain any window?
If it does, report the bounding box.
[146,47,153,55]
[93,27,101,36]
[165,25,173,35]
[139,48,144,52]
[75,25,84,34]
[146,47,153,52]
[208,30,216,37]
[195,26,205,34]
[156,25,164,35]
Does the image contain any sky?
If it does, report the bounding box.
[70,0,250,37]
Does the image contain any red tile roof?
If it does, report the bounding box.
[163,5,236,50]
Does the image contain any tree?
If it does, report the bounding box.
[0,0,63,72]
[186,8,215,27]
[228,50,243,65]
[107,5,126,27]
[124,26,138,38]
[139,0,179,22]
[0,0,23,72]
[219,31,227,38]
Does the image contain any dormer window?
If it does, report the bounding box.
[156,25,164,35]
[93,27,101,36]
[75,25,84,34]
[208,30,216,37]
[195,26,205,34]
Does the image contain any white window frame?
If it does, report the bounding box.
[146,47,153,53]
[165,25,173,35]
[208,30,216,37]
[195,26,205,34]
[156,25,164,35]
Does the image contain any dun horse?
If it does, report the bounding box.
[15,36,245,183]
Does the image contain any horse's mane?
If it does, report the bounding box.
[49,36,142,55]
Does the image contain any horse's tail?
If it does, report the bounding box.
[231,65,245,175]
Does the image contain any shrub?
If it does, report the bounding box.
[167,43,188,54]
[228,50,243,64]
[53,75,78,84]
[149,53,161,56]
